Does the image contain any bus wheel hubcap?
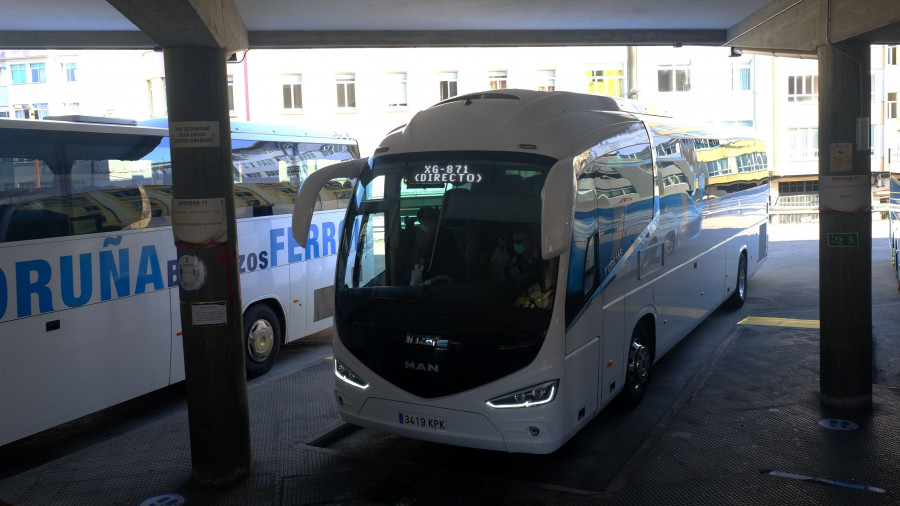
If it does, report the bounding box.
[248,319,274,362]
[629,341,650,384]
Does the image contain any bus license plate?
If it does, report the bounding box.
[398,412,447,431]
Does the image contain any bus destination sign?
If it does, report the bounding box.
[407,163,490,187]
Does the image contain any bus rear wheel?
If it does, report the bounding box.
[724,253,748,310]
[617,325,651,409]
[244,303,282,379]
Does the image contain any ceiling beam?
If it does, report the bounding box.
[248,29,727,49]
[828,0,900,43]
[0,30,154,49]
[106,0,248,53]
[725,0,819,54]
[727,0,900,55]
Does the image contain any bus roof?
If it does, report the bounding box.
[0,116,166,137]
[375,89,756,160]
[377,89,645,160]
[138,117,356,144]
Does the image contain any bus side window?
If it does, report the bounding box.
[0,153,68,242]
[583,234,598,296]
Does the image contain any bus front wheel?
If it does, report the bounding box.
[244,303,282,379]
[617,325,651,409]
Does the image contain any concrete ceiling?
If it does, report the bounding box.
[0,0,898,53]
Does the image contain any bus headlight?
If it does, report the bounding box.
[334,359,369,389]
[485,380,558,409]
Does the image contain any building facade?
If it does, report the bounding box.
[3,45,898,221]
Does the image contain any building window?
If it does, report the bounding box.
[283,74,303,110]
[336,73,356,109]
[64,62,77,82]
[888,92,898,119]
[732,60,752,91]
[388,72,407,107]
[0,112,8,118]
[65,102,80,113]
[537,70,556,92]
[439,71,458,100]
[588,66,624,96]
[32,103,49,119]
[489,71,507,90]
[778,180,818,195]
[787,74,818,102]
[227,75,235,113]
[788,127,819,159]
[11,64,26,84]
[888,46,899,66]
[658,63,691,92]
[30,63,46,83]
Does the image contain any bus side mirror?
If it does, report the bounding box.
[292,157,368,247]
[540,157,574,259]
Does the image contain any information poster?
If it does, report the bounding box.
[819,174,870,214]
[169,121,220,148]
[191,301,227,326]
[829,143,852,173]
[172,198,228,247]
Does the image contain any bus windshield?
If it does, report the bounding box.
[336,151,559,332]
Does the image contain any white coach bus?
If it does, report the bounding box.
[292,89,769,454]
[0,116,358,445]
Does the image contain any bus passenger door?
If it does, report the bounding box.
[601,297,626,408]
[288,259,309,340]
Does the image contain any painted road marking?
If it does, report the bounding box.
[738,316,819,329]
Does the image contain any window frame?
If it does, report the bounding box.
[587,65,624,97]
[657,63,691,92]
[336,72,357,109]
[537,70,556,92]
[439,71,458,101]
[788,127,819,160]
[387,72,408,108]
[29,63,46,84]
[11,64,26,84]
[787,74,819,103]
[282,73,303,111]
[488,70,508,90]
[731,60,752,91]
[64,62,77,82]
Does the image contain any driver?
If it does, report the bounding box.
[410,206,457,285]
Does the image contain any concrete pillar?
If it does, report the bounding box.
[163,46,251,485]
[817,41,872,411]
[627,46,638,99]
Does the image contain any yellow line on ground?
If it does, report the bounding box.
[738,316,820,329]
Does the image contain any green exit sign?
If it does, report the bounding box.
[827,232,859,247]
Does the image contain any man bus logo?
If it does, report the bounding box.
[405,361,439,372]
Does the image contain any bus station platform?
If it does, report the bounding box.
[2,221,899,505]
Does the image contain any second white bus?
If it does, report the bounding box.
[0,116,358,445]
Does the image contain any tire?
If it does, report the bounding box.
[243,304,282,379]
[617,324,652,409]
[724,253,748,310]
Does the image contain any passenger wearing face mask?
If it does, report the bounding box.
[507,226,542,290]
